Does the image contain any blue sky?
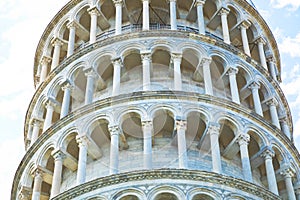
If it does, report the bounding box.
[0,0,299,199]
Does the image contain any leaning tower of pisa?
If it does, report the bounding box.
[11,0,300,199]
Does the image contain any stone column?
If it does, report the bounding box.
[280,168,296,200]
[31,169,43,200]
[280,117,291,139]
[267,56,277,80]
[237,133,252,182]
[112,58,122,96]
[50,150,65,198]
[261,148,278,195]
[142,120,153,169]
[249,81,263,116]
[50,38,64,71]
[76,135,89,185]
[88,7,100,44]
[67,21,76,57]
[141,51,151,91]
[172,53,182,90]
[84,68,96,105]
[43,100,56,132]
[195,0,206,34]
[39,56,51,83]
[169,0,177,30]
[30,118,43,146]
[266,98,280,128]
[239,20,251,56]
[208,123,222,173]
[113,0,123,35]
[142,0,150,30]
[109,126,120,174]
[228,67,240,104]
[256,37,268,69]
[201,57,213,95]
[176,119,188,168]
[219,8,230,44]
[60,81,73,118]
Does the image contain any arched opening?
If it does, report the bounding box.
[89,118,110,177]
[151,49,172,90]
[210,55,229,99]
[119,195,140,200]
[95,55,113,98]
[152,109,176,168]
[71,67,87,110]
[182,49,203,93]
[192,193,214,200]
[120,112,143,172]
[154,192,178,200]
[122,51,143,92]
[186,111,208,170]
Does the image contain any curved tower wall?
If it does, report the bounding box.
[12,0,300,200]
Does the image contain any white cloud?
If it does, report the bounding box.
[270,0,300,11]
[278,33,300,58]
[0,136,25,200]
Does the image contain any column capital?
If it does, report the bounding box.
[227,67,238,75]
[195,0,206,6]
[237,133,250,146]
[266,97,278,106]
[176,120,187,131]
[280,166,295,179]
[45,97,59,108]
[255,36,266,45]
[51,149,66,161]
[30,117,44,127]
[84,67,97,78]
[171,52,183,61]
[266,55,275,63]
[207,122,221,136]
[141,51,152,60]
[76,135,89,147]
[51,37,64,46]
[111,57,123,66]
[219,7,230,15]
[239,20,251,29]
[260,147,275,160]
[142,120,153,128]
[61,80,74,91]
[66,20,78,29]
[18,186,31,200]
[200,57,212,65]
[108,125,120,136]
[31,166,44,179]
[87,6,101,16]
[248,80,260,90]
[40,55,52,65]
[113,0,123,5]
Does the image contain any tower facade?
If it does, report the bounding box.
[12,0,300,200]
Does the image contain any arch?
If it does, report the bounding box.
[271,142,288,166]
[81,113,113,135]
[36,142,56,168]
[117,43,146,58]
[116,107,146,125]
[46,76,65,98]
[179,42,209,58]
[183,106,211,123]
[188,187,221,199]
[150,43,173,54]
[214,113,242,134]
[73,2,91,22]
[244,125,268,148]
[148,185,185,200]
[67,61,89,82]
[56,126,79,151]
[113,188,145,200]
[148,104,178,119]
